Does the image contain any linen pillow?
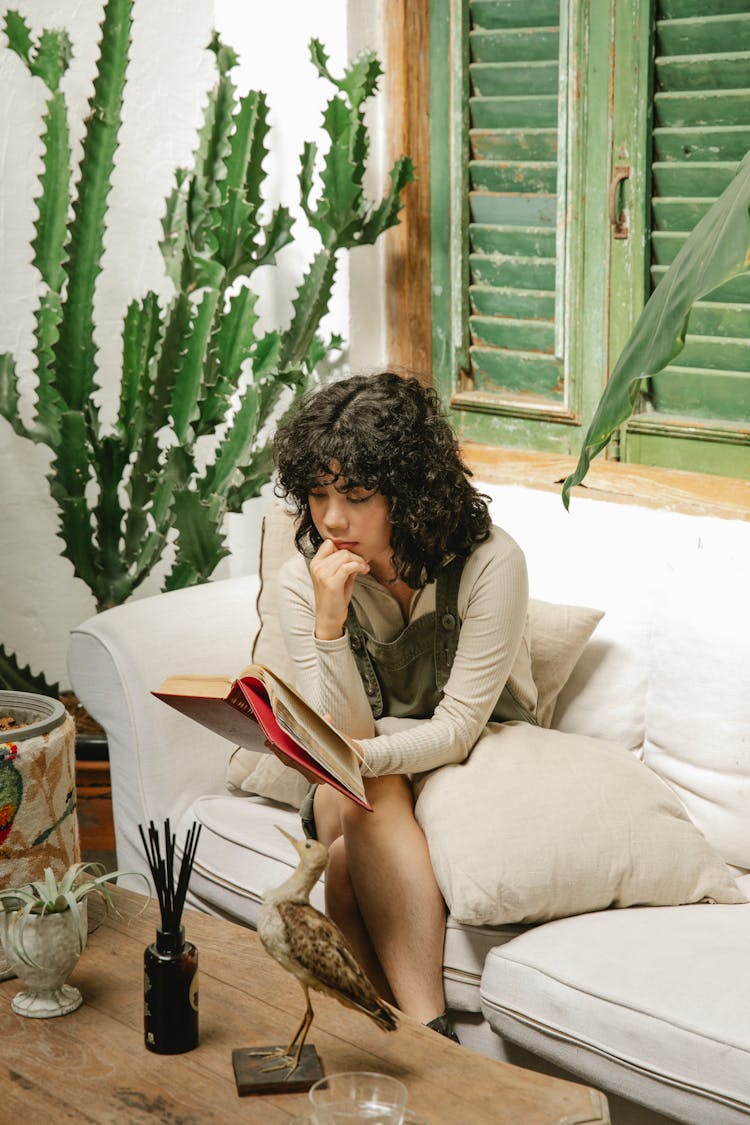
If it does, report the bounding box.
[226,503,603,805]
[413,722,746,927]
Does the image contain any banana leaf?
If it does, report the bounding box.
[562,148,750,509]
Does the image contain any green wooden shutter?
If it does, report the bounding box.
[467,0,562,404]
[624,0,750,476]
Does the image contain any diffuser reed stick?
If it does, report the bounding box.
[138,818,201,933]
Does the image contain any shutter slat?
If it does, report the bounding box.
[470,193,557,225]
[471,128,558,160]
[470,161,557,193]
[471,224,557,255]
[651,160,738,197]
[471,347,563,398]
[660,0,750,17]
[649,368,750,420]
[685,302,750,338]
[470,286,556,319]
[470,95,559,128]
[471,61,559,96]
[470,0,560,30]
[656,15,750,55]
[651,266,750,303]
[470,253,556,289]
[470,315,555,351]
[470,27,559,63]
[669,336,750,373]
[652,197,713,229]
[656,53,750,91]
[654,90,750,126]
[652,125,750,161]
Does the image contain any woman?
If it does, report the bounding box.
[274,372,537,1038]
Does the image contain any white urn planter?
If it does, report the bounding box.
[0,900,87,1018]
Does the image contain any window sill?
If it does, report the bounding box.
[462,444,750,523]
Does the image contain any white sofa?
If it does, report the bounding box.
[68,481,750,1125]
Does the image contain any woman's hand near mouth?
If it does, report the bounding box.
[310,538,370,639]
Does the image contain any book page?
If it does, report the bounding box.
[157,674,234,698]
[243,666,367,803]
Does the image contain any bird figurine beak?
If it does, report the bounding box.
[275,823,304,854]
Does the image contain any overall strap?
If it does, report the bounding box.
[345,603,384,719]
[434,556,464,693]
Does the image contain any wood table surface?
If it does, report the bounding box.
[0,892,610,1123]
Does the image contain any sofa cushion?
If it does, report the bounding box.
[229,503,604,806]
[480,877,750,1124]
[641,546,750,872]
[414,722,745,927]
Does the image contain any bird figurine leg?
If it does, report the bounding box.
[244,986,315,1079]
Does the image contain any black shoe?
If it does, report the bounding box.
[425,1012,460,1043]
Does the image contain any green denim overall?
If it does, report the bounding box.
[299,555,537,838]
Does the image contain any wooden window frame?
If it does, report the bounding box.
[382,0,750,519]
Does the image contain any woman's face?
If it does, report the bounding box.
[308,463,393,573]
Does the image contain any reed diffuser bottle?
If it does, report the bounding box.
[140,820,202,1054]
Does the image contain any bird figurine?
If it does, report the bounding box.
[255,825,397,1077]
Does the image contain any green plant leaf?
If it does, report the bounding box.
[31,92,69,292]
[119,292,161,452]
[171,288,222,442]
[48,411,100,595]
[316,95,365,245]
[562,148,750,509]
[0,644,60,696]
[225,440,276,513]
[0,354,30,439]
[31,292,65,446]
[279,249,338,370]
[159,168,190,287]
[198,286,258,432]
[4,11,34,67]
[215,90,267,270]
[201,382,260,498]
[53,0,132,411]
[309,38,382,109]
[166,489,229,590]
[358,155,416,245]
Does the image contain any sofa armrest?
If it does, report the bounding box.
[68,575,262,880]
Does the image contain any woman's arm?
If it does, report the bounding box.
[358,529,530,776]
[277,554,376,739]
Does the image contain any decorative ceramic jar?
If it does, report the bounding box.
[0,900,87,1017]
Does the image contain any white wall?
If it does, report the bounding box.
[0,1,387,687]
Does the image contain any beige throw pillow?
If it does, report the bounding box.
[414,722,746,926]
[226,504,603,807]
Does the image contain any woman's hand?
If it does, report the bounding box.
[310,538,369,639]
[273,747,320,785]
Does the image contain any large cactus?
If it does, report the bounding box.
[0,2,414,646]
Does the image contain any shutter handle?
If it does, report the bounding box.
[608,164,630,239]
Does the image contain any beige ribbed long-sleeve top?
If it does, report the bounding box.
[277,525,536,778]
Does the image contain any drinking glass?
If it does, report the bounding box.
[308,1071,409,1124]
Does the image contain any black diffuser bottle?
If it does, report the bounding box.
[139,820,202,1055]
[144,925,199,1054]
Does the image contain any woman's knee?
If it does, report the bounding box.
[340,773,414,833]
[325,837,358,918]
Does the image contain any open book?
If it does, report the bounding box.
[153,664,371,810]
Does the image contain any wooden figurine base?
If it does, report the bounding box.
[232,1044,324,1096]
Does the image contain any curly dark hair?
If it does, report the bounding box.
[273,372,491,587]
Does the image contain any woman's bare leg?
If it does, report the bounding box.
[314,777,447,1022]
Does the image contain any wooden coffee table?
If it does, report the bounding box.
[0,892,609,1122]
